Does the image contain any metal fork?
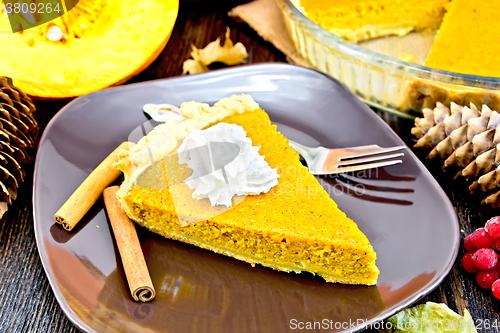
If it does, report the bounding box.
[288,140,405,175]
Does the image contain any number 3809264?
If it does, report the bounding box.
[4,2,61,14]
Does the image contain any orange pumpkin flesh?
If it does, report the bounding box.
[0,0,179,99]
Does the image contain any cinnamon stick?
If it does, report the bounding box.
[54,141,134,231]
[103,186,155,302]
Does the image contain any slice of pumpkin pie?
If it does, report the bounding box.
[114,95,379,285]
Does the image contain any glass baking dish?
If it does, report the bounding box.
[277,0,500,118]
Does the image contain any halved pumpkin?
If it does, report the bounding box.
[0,0,179,98]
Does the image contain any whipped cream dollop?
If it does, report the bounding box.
[177,123,279,207]
[114,95,261,199]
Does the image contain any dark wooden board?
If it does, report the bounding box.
[1,1,498,332]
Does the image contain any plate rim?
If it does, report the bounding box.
[33,63,460,333]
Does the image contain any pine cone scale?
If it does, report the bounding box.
[0,164,18,201]
[0,152,24,182]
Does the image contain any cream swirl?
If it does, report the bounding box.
[177,123,279,207]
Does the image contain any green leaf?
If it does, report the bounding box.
[379,302,478,333]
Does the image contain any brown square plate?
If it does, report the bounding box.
[33,63,459,333]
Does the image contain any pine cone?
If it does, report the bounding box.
[0,77,38,217]
[412,102,500,208]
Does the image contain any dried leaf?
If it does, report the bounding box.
[182,56,209,75]
[182,28,248,75]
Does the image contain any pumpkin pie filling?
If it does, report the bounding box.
[293,0,450,43]
[424,0,500,77]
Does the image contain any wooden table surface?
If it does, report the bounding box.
[1,1,499,332]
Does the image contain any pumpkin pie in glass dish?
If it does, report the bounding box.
[278,0,500,118]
